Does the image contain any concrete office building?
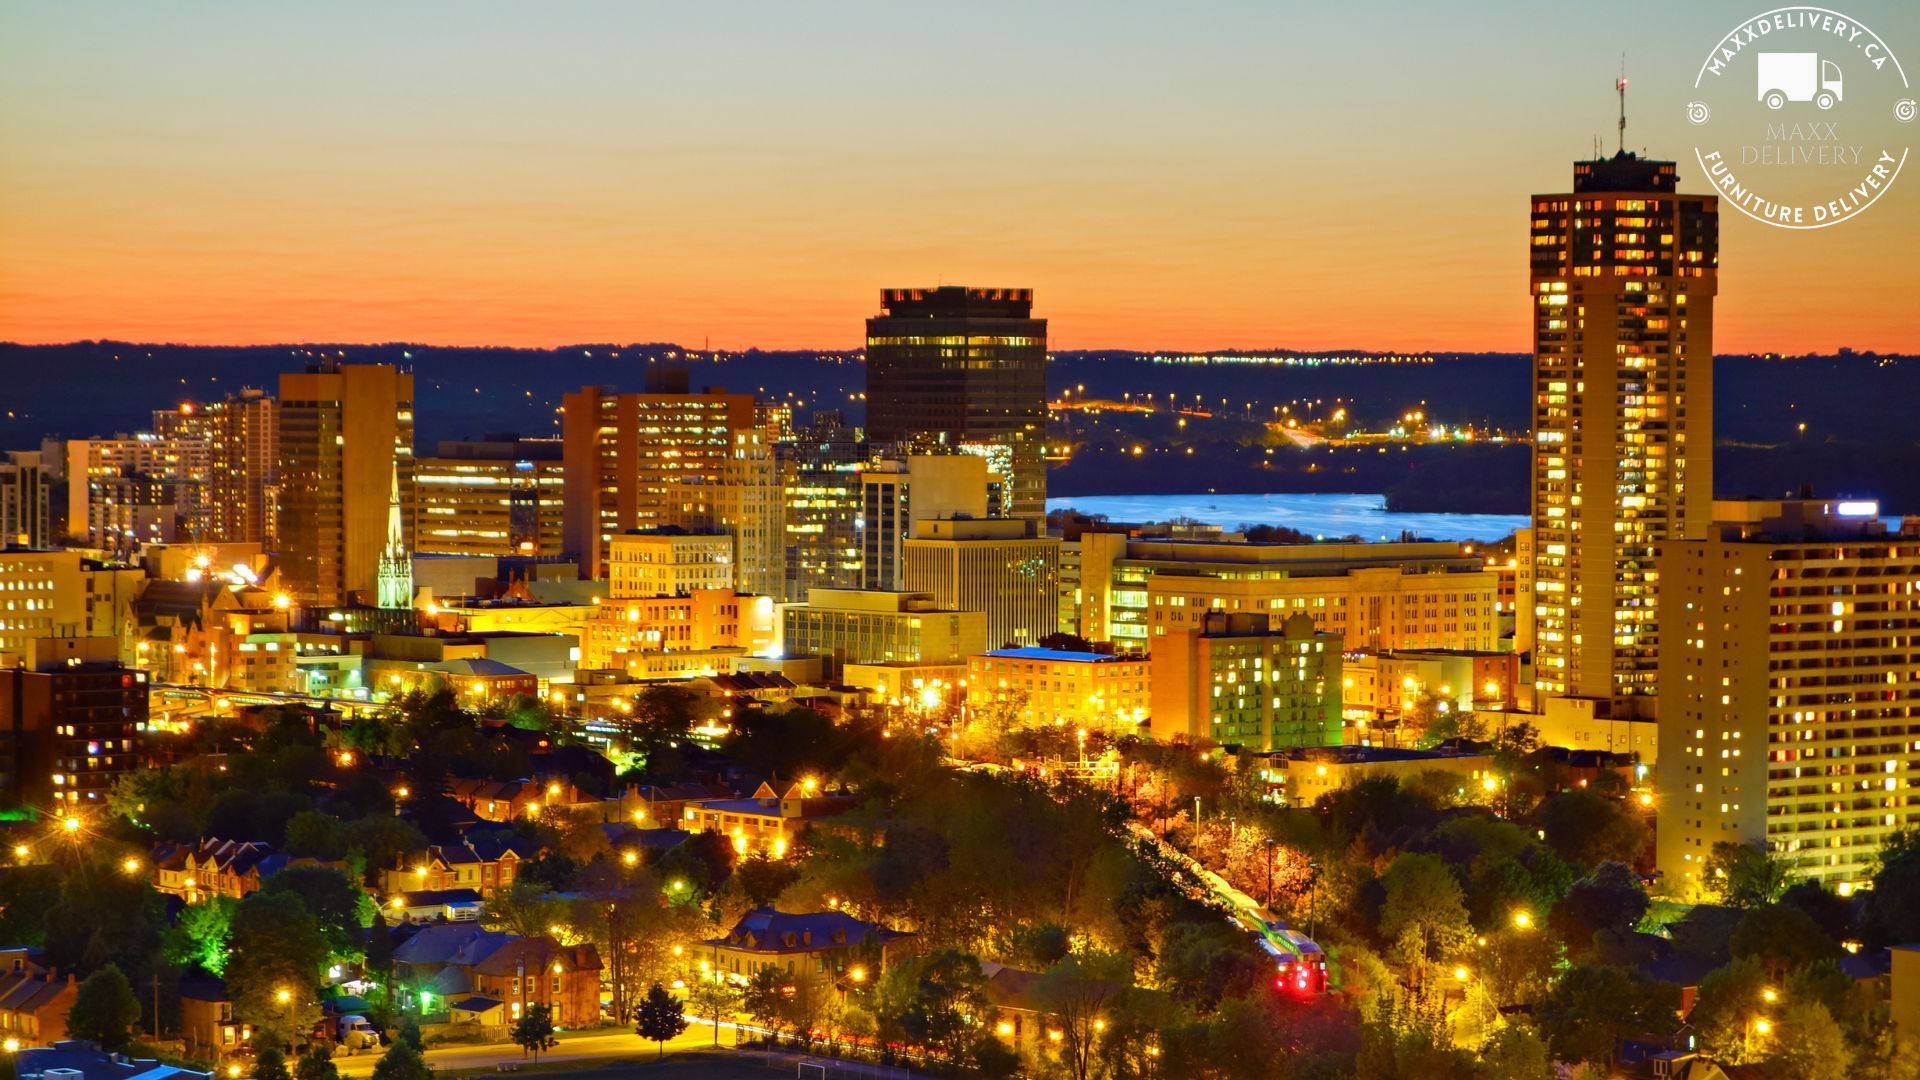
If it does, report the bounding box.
[861,455,991,591]
[415,438,565,558]
[277,363,415,606]
[903,517,1059,650]
[1068,537,1498,655]
[1656,499,1920,897]
[561,375,759,580]
[778,588,986,680]
[606,530,734,598]
[1150,611,1343,751]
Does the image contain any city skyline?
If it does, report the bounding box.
[4,1,1917,354]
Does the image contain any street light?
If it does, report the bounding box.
[1512,911,1532,930]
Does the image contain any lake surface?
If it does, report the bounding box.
[1046,492,1529,542]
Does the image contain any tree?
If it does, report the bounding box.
[742,967,785,1043]
[873,949,990,1061]
[253,1047,292,1080]
[733,853,798,908]
[1549,862,1648,960]
[163,896,236,974]
[227,889,329,1043]
[686,980,741,1049]
[295,1048,341,1080]
[484,879,571,940]
[1703,841,1793,908]
[1538,964,1678,1070]
[1476,1024,1552,1080]
[66,963,142,1052]
[1379,853,1471,973]
[633,983,688,1059]
[1690,957,1771,1065]
[265,866,371,960]
[1867,830,1920,946]
[369,1039,432,1080]
[1769,999,1851,1080]
[1729,904,1839,982]
[510,1002,557,1062]
[1033,952,1128,1080]
[1539,790,1648,871]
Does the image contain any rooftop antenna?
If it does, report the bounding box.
[1616,55,1628,155]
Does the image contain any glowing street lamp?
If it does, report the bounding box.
[1512,911,1532,930]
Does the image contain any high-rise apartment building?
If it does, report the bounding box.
[561,375,758,580]
[1656,499,1920,897]
[865,287,1048,519]
[1,452,53,549]
[780,412,865,602]
[1,637,148,810]
[860,455,991,591]
[202,389,279,546]
[415,438,565,557]
[277,363,415,606]
[711,428,784,601]
[903,517,1060,649]
[66,433,207,551]
[1529,151,1718,717]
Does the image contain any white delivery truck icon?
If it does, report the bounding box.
[1757,52,1843,110]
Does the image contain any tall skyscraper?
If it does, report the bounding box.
[414,437,564,557]
[1528,151,1717,717]
[865,287,1048,519]
[0,451,53,549]
[203,388,279,546]
[779,411,865,602]
[561,373,759,580]
[277,363,415,606]
[1655,499,1920,897]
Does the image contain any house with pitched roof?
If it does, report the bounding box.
[679,781,855,857]
[377,837,529,898]
[0,948,77,1047]
[391,925,600,1030]
[704,908,910,985]
[152,839,306,902]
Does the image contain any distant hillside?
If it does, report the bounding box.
[2,342,1914,512]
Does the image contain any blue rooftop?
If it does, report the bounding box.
[980,647,1123,663]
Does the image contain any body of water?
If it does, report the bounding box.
[1046,492,1529,543]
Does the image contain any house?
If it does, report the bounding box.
[0,948,76,1047]
[680,781,855,858]
[704,908,910,985]
[151,839,294,902]
[381,888,484,926]
[391,925,601,1030]
[377,837,528,898]
[178,975,250,1059]
[12,1041,211,1080]
[446,777,591,823]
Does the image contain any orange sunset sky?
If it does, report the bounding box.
[2,1,1916,353]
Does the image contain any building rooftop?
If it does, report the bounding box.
[981,647,1126,664]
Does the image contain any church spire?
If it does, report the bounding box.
[376,461,412,610]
